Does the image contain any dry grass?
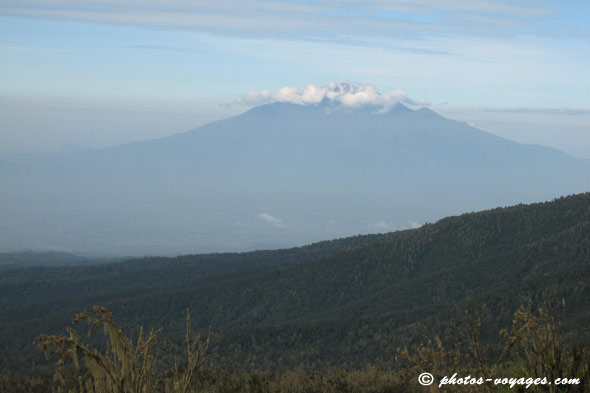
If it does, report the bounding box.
[32,304,588,393]
[37,306,208,393]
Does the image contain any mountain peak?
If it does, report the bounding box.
[386,102,413,115]
[413,106,442,119]
[242,101,417,119]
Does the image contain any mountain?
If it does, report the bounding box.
[0,250,112,269]
[1,193,589,371]
[1,103,588,254]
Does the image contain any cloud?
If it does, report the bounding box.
[408,221,421,229]
[236,90,274,106]
[258,213,285,227]
[368,219,395,231]
[0,1,571,45]
[236,82,429,110]
[368,219,421,231]
[476,107,590,116]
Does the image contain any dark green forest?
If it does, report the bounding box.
[1,193,589,392]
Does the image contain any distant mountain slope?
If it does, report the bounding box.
[58,102,575,174]
[1,193,588,370]
[2,103,588,254]
[0,250,109,269]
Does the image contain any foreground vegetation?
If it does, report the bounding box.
[0,303,588,393]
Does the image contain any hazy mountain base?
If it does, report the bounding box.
[0,193,589,378]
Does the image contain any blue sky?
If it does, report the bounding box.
[1,0,589,157]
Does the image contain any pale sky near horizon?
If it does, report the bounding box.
[1,1,589,157]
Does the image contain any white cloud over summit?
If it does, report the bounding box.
[236,83,429,110]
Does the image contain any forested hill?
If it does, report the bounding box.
[1,193,589,372]
[0,233,380,319]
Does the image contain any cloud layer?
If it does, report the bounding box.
[236,82,428,110]
[0,1,567,44]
